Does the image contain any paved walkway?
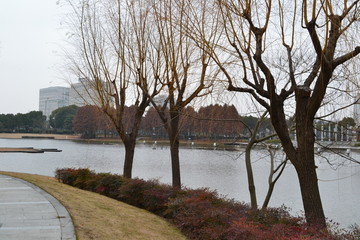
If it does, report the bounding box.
[0,175,76,240]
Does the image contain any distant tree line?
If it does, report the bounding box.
[3,106,355,142]
[0,105,79,134]
[140,104,245,140]
[0,104,274,139]
[71,104,252,140]
[0,111,46,133]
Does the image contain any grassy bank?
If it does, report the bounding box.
[0,171,186,240]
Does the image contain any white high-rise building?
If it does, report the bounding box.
[69,78,99,106]
[39,87,70,119]
[39,79,110,119]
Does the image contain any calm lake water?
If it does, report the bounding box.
[0,138,359,228]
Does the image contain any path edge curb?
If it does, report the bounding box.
[1,174,76,240]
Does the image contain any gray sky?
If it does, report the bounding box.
[0,0,68,114]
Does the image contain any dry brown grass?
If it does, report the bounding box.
[0,171,187,240]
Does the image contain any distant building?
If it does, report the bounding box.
[39,87,70,119]
[69,78,99,106]
[39,79,107,119]
[354,96,360,127]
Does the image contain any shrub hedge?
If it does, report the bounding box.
[55,168,356,240]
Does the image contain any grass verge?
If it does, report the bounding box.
[0,171,186,240]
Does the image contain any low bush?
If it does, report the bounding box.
[164,188,250,239]
[349,224,360,239]
[55,168,353,240]
[142,181,178,215]
[73,168,96,190]
[56,168,96,190]
[164,189,336,240]
[222,218,273,240]
[246,206,299,226]
[117,178,153,208]
[94,173,125,198]
[55,168,80,186]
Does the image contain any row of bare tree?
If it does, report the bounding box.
[140,104,243,138]
[63,0,360,227]
[73,104,243,139]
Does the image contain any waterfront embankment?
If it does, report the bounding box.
[0,133,80,140]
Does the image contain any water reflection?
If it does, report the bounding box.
[0,138,359,227]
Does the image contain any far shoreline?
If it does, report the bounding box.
[0,133,80,140]
[0,133,247,150]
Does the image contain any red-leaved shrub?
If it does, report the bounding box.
[94,173,124,198]
[222,218,273,240]
[55,168,80,185]
[165,188,249,240]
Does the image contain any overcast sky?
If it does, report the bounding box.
[0,0,69,114]
[0,1,251,116]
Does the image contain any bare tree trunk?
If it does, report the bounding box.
[170,136,181,188]
[262,182,274,210]
[168,113,181,188]
[269,98,326,227]
[245,142,257,210]
[262,148,287,210]
[262,147,275,210]
[293,88,326,227]
[296,160,325,227]
[295,127,326,227]
[243,111,276,210]
[123,140,136,179]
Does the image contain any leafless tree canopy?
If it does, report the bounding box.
[211,0,360,226]
[65,0,161,178]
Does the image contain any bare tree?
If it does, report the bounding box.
[210,0,360,227]
[240,109,287,210]
[244,112,269,209]
[65,0,158,178]
[148,0,218,188]
[261,144,288,210]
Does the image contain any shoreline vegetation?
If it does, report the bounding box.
[0,171,186,240]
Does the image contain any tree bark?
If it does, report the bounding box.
[168,113,181,188]
[262,148,275,210]
[295,160,325,227]
[262,182,274,210]
[245,142,257,210]
[262,149,287,210]
[294,136,326,227]
[293,86,326,227]
[123,139,136,179]
[268,87,326,227]
[170,136,181,188]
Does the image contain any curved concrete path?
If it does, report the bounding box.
[0,175,76,240]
